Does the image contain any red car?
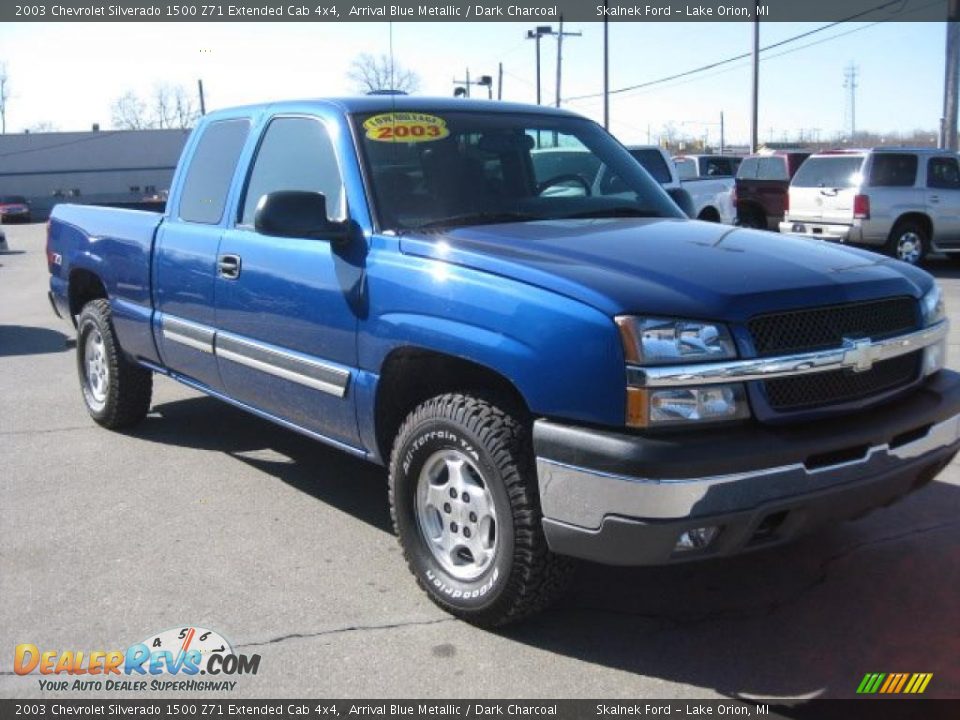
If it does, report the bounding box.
[734,152,810,230]
[0,195,32,223]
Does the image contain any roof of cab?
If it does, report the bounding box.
[204,96,583,120]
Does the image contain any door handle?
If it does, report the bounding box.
[929,195,940,203]
[217,254,241,279]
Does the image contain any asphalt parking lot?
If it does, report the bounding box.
[1,221,959,700]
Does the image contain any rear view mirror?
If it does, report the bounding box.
[254,191,349,242]
[666,187,696,218]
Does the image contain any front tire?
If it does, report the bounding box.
[76,299,152,429]
[389,393,572,626]
[885,220,928,265]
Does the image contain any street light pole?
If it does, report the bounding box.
[603,2,610,129]
[943,0,960,150]
[526,26,553,105]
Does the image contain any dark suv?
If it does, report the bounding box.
[734,151,810,230]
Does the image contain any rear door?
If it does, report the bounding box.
[925,155,960,247]
[788,154,864,223]
[215,114,362,447]
[154,117,251,391]
[865,153,922,232]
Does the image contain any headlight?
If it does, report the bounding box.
[616,316,737,365]
[921,284,945,327]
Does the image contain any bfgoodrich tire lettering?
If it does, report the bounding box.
[76,299,153,429]
[389,393,573,626]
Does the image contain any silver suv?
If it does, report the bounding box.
[779,147,960,265]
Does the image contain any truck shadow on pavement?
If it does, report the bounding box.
[0,324,71,357]
[134,395,959,701]
[134,396,393,533]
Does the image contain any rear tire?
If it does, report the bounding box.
[77,299,152,429]
[885,219,928,265]
[388,393,573,626]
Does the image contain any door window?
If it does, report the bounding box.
[178,119,251,224]
[927,156,960,189]
[240,117,345,227]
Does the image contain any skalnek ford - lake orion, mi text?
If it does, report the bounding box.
[597,3,769,16]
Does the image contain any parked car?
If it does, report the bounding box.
[734,151,811,230]
[669,152,739,223]
[0,195,32,223]
[597,145,734,222]
[47,98,959,626]
[780,147,960,265]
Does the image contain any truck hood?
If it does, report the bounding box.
[398,218,933,321]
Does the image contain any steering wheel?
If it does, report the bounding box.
[536,173,593,197]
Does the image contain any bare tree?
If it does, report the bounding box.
[28,121,59,133]
[0,63,10,134]
[347,53,420,95]
[111,85,200,130]
[111,91,149,130]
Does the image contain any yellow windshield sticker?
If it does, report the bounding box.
[363,112,449,143]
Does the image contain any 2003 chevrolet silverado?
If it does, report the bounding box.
[47,98,960,626]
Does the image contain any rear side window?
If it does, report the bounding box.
[869,154,918,187]
[757,157,789,181]
[736,158,759,179]
[240,117,345,226]
[927,156,960,189]
[629,149,673,184]
[791,156,864,188]
[700,156,736,177]
[179,119,251,224]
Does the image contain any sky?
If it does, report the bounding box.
[0,18,947,145]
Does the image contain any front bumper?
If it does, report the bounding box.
[535,370,960,565]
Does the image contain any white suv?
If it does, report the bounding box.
[779,147,960,265]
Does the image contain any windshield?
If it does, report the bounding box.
[354,110,683,231]
[791,156,864,188]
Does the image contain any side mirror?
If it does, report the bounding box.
[254,190,349,242]
[666,187,696,218]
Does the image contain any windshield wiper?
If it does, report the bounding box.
[412,211,540,231]
[560,207,662,220]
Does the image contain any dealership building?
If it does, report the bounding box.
[0,127,191,219]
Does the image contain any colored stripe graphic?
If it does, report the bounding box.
[858,672,932,694]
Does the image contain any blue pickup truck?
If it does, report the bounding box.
[47,97,960,626]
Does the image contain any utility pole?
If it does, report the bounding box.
[603,1,610,129]
[525,25,553,105]
[554,16,581,108]
[197,79,206,116]
[498,62,503,100]
[749,11,759,153]
[720,111,725,155]
[943,0,960,150]
[843,63,859,139]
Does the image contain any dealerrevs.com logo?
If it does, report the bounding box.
[14,626,261,692]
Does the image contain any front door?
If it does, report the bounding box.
[215,116,363,448]
[926,155,960,248]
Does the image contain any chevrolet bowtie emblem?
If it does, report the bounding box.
[842,337,880,373]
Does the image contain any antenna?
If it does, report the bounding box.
[843,62,859,139]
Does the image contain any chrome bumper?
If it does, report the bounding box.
[537,411,960,531]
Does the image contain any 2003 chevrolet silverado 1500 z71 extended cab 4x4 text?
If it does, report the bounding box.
[47,98,960,626]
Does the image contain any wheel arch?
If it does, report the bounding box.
[374,346,530,465]
[68,268,108,319]
[891,211,933,240]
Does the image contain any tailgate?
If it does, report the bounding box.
[788,154,865,224]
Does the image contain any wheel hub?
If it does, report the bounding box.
[84,329,108,406]
[897,232,921,264]
[415,449,497,581]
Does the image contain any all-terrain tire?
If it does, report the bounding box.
[388,393,573,626]
[76,299,152,429]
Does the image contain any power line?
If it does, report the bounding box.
[563,0,920,103]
